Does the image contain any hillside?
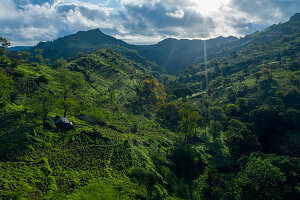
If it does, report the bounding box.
[173,12,300,156]
[0,49,178,199]
[0,12,300,200]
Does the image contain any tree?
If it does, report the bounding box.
[57,66,88,117]
[208,106,226,121]
[235,98,248,111]
[235,155,288,200]
[17,51,31,61]
[34,49,43,55]
[34,49,43,64]
[178,104,200,143]
[287,60,300,71]
[53,58,67,69]
[0,37,11,63]
[31,87,56,126]
[193,167,222,200]
[225,119,260,159]
[225,104,240,116]
[208,120,223,141]
[173,87,193,101]
[44,58,51,65]
[35,54,44,64]
[230,51,238,59]
[157,102,179,130]
[140,75,166,106]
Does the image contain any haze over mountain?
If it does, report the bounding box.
[30,13,300,72]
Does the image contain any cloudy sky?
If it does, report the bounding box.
[1,0,299,46]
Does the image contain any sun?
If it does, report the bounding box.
[191,0,231,16]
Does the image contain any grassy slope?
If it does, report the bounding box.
[0,50,177,199]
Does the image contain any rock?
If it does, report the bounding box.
[54,116,74,130]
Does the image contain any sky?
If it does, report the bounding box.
[0,0,299,46]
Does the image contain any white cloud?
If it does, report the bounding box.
[1,0,299,46]
[166,10,184,19]
[0,0,19,20]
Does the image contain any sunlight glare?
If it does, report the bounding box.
[191,0,231,16]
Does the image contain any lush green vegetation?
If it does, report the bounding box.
[0,13,299,200]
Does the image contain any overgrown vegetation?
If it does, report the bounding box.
[0,13,299,200]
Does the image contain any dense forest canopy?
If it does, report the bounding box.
[0,9,300,200]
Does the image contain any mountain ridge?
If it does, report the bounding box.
[29,13,299,72]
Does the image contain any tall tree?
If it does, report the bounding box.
[34,49,44,64]
[178,104,200,143]
[57,66,88,117]
[31,87,56,126]
[0,37,11,63]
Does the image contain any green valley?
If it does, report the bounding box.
[0,10,300,200]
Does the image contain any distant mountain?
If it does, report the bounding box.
[29,29,238,72]
[9,46,32,51]
[168,12,300,72]
[30,29,134,61]
[137,36,238,72]
[29,13,300,73]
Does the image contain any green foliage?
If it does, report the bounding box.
[234,154,288,200]
[53,58,67,69]
[192,167,222,200]
[0,15,300,200]
[30,86,57,125]
[170,145,205,183]
[178,104,200,142]
[35,54,44,64]
[208,106,226,121]
[0,37,10,63]
[65,179,135,200]
[157,102,179,130]
[56,66,88,117]
[140,75,167,106]
[18,51,32,61]
[225,103,240,116]
[0,72,13,105]
[225,119,260,159]
[208,120,223,141]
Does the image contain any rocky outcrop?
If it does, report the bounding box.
[54,116,74,130]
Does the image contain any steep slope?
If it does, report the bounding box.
[0,49,176,199]
[173,12,300,156]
